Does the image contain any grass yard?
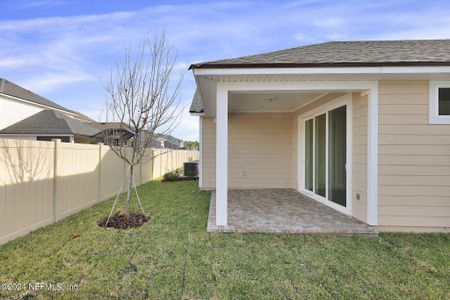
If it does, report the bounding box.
[0,181,449,299]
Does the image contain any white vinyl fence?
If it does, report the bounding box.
[0,139,198,245]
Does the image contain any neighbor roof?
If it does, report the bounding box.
[0,78,75,113]
[0,110,100,136]
[89,122,133,132]
[190,39,450,69]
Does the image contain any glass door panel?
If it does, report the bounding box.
[328,106,347,206]
[314,114,326,197]
[304,105,347,209]
[305,119,313,191]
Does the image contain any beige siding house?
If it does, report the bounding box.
[190,40,450,232]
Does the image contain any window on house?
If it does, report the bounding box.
[438,88,450,115]
[429,81,450,124]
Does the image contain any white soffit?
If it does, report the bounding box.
[193,66,450,76]
[229,91,325,113]
[199,72,450,83]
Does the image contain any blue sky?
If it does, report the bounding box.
[1,0,449,140]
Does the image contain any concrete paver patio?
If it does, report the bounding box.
[207,189,377,235]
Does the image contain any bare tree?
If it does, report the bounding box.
[103,32,183,216]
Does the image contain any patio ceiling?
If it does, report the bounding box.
[229,91,326,113]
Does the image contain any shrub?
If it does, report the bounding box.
[163,169,180,181]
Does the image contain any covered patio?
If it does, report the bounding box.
[207,189,377,235]
[194,76,379,233]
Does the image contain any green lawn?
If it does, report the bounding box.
[0,181,449,299]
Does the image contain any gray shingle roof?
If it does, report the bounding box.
[190,39,450,69]
[189,88,204,113]
[89,122,133,132]
[0,110,100,136]
[0,78,75,113]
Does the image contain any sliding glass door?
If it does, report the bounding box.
[314,114,326,197]
[305,119,313,192]
[304,105,347,208]
[328,106,347,206]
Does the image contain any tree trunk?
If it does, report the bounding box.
[126,165,134,216]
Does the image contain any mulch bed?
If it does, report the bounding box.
[98,213,150,229]
[162,176,198,182]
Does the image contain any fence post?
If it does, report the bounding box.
[98,143,103,202]
[52,139,61,221]
[151,149,155,180]
[123,158,127,191]
[160,150,163,177]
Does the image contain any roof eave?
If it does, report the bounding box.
[190,61,450,70]
[189,110,205,116]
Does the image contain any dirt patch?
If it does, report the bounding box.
[98,213,149,229]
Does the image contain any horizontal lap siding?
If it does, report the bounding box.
[352,93,368,222]
[201,114,295,189]
[201,118,216,188]
[378,81,450,228]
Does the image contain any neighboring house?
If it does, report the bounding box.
[156,134,185,149]
[190,39,450,232]
[0,78,99,143]
[90,122,134,146]
[0,110,99,143]
[143,133,185,149]
[88,122,184,148]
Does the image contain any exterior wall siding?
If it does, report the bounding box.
[199,80,450,231]
[201,93,369,224]
[201,117,216,188]
[0,95,43,130]
[201,113,295,189]
[352,92,368,222]
[378,80,450,229]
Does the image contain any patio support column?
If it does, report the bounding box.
[216,86,228,226]
[367,83,379,226]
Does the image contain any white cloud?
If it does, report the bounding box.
[293,33,306,41]
[18,0,63,9]
[21,72,92,93]
[0,11,135,31]
[313,17,346,28]
[172,111,199,141]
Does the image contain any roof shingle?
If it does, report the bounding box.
[189,89,204,113]
[190,39,450,69]
[0,78,75,113]
[0,110,99,136]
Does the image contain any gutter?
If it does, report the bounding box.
[189,61,450,70]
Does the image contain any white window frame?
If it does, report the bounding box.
[429,81,450,124]
[298,94,352,215]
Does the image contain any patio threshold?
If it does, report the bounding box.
[207,189,378,236]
